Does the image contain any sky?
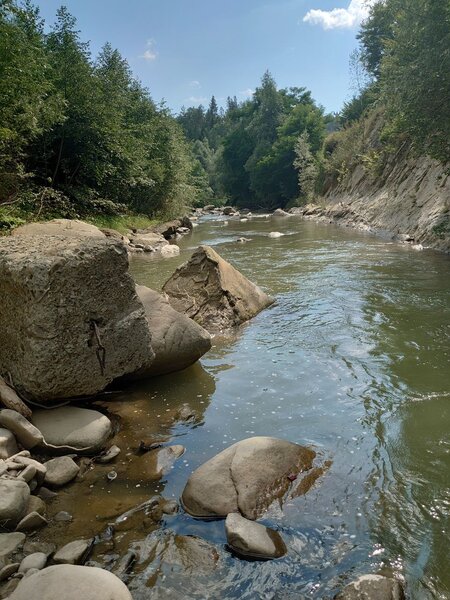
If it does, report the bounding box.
[33,0,377,115]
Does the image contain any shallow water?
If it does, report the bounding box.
[34,215,450,599]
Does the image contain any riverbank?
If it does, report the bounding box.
[306,145,450,253]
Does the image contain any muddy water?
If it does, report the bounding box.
[35,216,450,599]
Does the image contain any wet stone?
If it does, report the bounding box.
[225,513,287,560]
[43,456,79,487]
[53,539,92,565]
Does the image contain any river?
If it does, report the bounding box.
[36,215,450,599]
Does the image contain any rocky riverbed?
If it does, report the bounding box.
[1,209,448,598]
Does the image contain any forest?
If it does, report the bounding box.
[0,0,448,230]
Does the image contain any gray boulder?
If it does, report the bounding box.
[32,407,112,453]
[225,513,287,559]
[181,436,315,519]
[43,456,79,487]
[0,428,18,459]
[132,285,211,377]
[163,245,274,332]
[335,575,405,600]
[18,553,47,573]
[8,565,133,600]
[272,208,291,217]
[0,410,43,449]
[0,479,30,527]
[15,511,48,532]
[0,235,153,402]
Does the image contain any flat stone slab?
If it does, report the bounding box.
[225,513,287,559]
[8,565,133,600]
[182,436,315,520]
[43,456,79,487]
[32,407,112,453]
[53,539,92,565]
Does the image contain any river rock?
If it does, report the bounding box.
[0,235,153,402]
[26,495,46,516]
[8,565,133,600]
[0,562,19,581]
[10,456,46,487]
[268,231,284,238]
[18,553,47,573]
[225,513,287,559]
[0,410,43,449]
[11,219,105,238]
[0,479,30,526]
[335,575,405,600]
[96,445,121,464]
[273,208,291,217]
[222,206,236,215]
[132,285,211,377]
[43,456,79,487]
[181,437,315,519]
[130,445,185,481]
[150,532,219,575]
[32,407,112,453]
[0,533,26,560]
[160,244,180,257]
[0,428,18,458]
[129,231,168,249]
[15,511,48,532]
[163,245,274,332]
[53,539,92,565]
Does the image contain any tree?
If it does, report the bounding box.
[294,132,318,203]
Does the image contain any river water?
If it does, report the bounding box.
[35,215,450,599]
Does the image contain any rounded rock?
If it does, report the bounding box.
[8,564,133,600]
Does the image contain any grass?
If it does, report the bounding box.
[85,214,160,235]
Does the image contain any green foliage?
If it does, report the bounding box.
[0,1,196,221]
[358,0,450,164]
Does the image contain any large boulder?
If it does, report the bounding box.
[225,513,287,560]
[181,437,315,520]
[8,565,133,600]
[0,235,153,402]
[334,575,405,600]
[32,407,112,453]
[163,245,274,332]
[132,285,211,377]
[11,219,104,238]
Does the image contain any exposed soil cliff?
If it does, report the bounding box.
[297,126,450,252]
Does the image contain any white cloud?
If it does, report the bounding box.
[239,88,255,98]
[303,0,378,30]
[189,80,201,88]
[140,39,157,61]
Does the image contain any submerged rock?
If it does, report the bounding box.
[129,445,185,481]
[268,231,284,238]
[225,513,287,559]
[0,235,153,402]
[32,407,112,453]
[148,532,220,575]
[132,285,211,377]
[8,565,132,600]
[163,245,274,332]
[335,575,405,600]
[181,436,315,519]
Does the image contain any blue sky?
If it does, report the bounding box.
[34,0,376,115]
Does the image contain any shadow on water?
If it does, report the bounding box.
[28,215,450,600]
